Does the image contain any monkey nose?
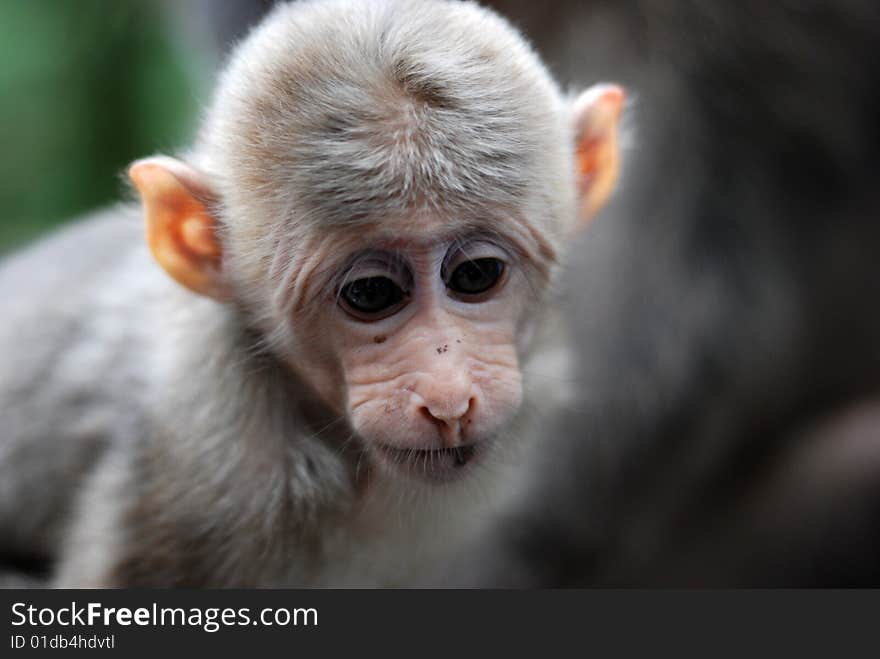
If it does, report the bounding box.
[418,397,476,446]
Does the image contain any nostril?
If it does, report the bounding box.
[466,396,476,415]
[462,396,477,424]
[419,405,445,428]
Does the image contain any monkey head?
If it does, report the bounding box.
[128,0,623,483]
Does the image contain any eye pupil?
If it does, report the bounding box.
[449,258,504,296]
[340,277,404,317]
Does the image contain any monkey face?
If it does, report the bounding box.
[292,227,536,483]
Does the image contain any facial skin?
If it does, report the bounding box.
[324,229,529,481]
[247,201,551,484]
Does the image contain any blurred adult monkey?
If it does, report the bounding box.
[458,0,880,586]
[0,0,623,586]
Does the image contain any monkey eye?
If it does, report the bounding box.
[339,276,408,320]
[446,258,505,300]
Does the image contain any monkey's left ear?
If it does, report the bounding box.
[572,84,625,227]
[128,156,231,301]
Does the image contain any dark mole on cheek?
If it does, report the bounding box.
[373,336,387,344]
[436,344,449,354]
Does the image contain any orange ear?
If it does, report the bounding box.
[573,84,625,226]
[128,157,230,301]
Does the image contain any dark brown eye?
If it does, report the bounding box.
[340,277,406,319]
[447,258,505,298]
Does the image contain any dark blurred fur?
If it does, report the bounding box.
[464,0,880,586]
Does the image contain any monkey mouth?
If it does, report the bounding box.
[374,442,483,483]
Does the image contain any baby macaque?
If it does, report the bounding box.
[0,0,623,586]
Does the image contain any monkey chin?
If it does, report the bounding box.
[372,441,487,485]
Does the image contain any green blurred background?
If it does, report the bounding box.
[0,1,214,252]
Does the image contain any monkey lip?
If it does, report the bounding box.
[374,441,483,483]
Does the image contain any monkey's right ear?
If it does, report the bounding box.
[572,84,625,228]
[128,157,231,301]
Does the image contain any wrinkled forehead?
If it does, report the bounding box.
[301,208,558,275]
